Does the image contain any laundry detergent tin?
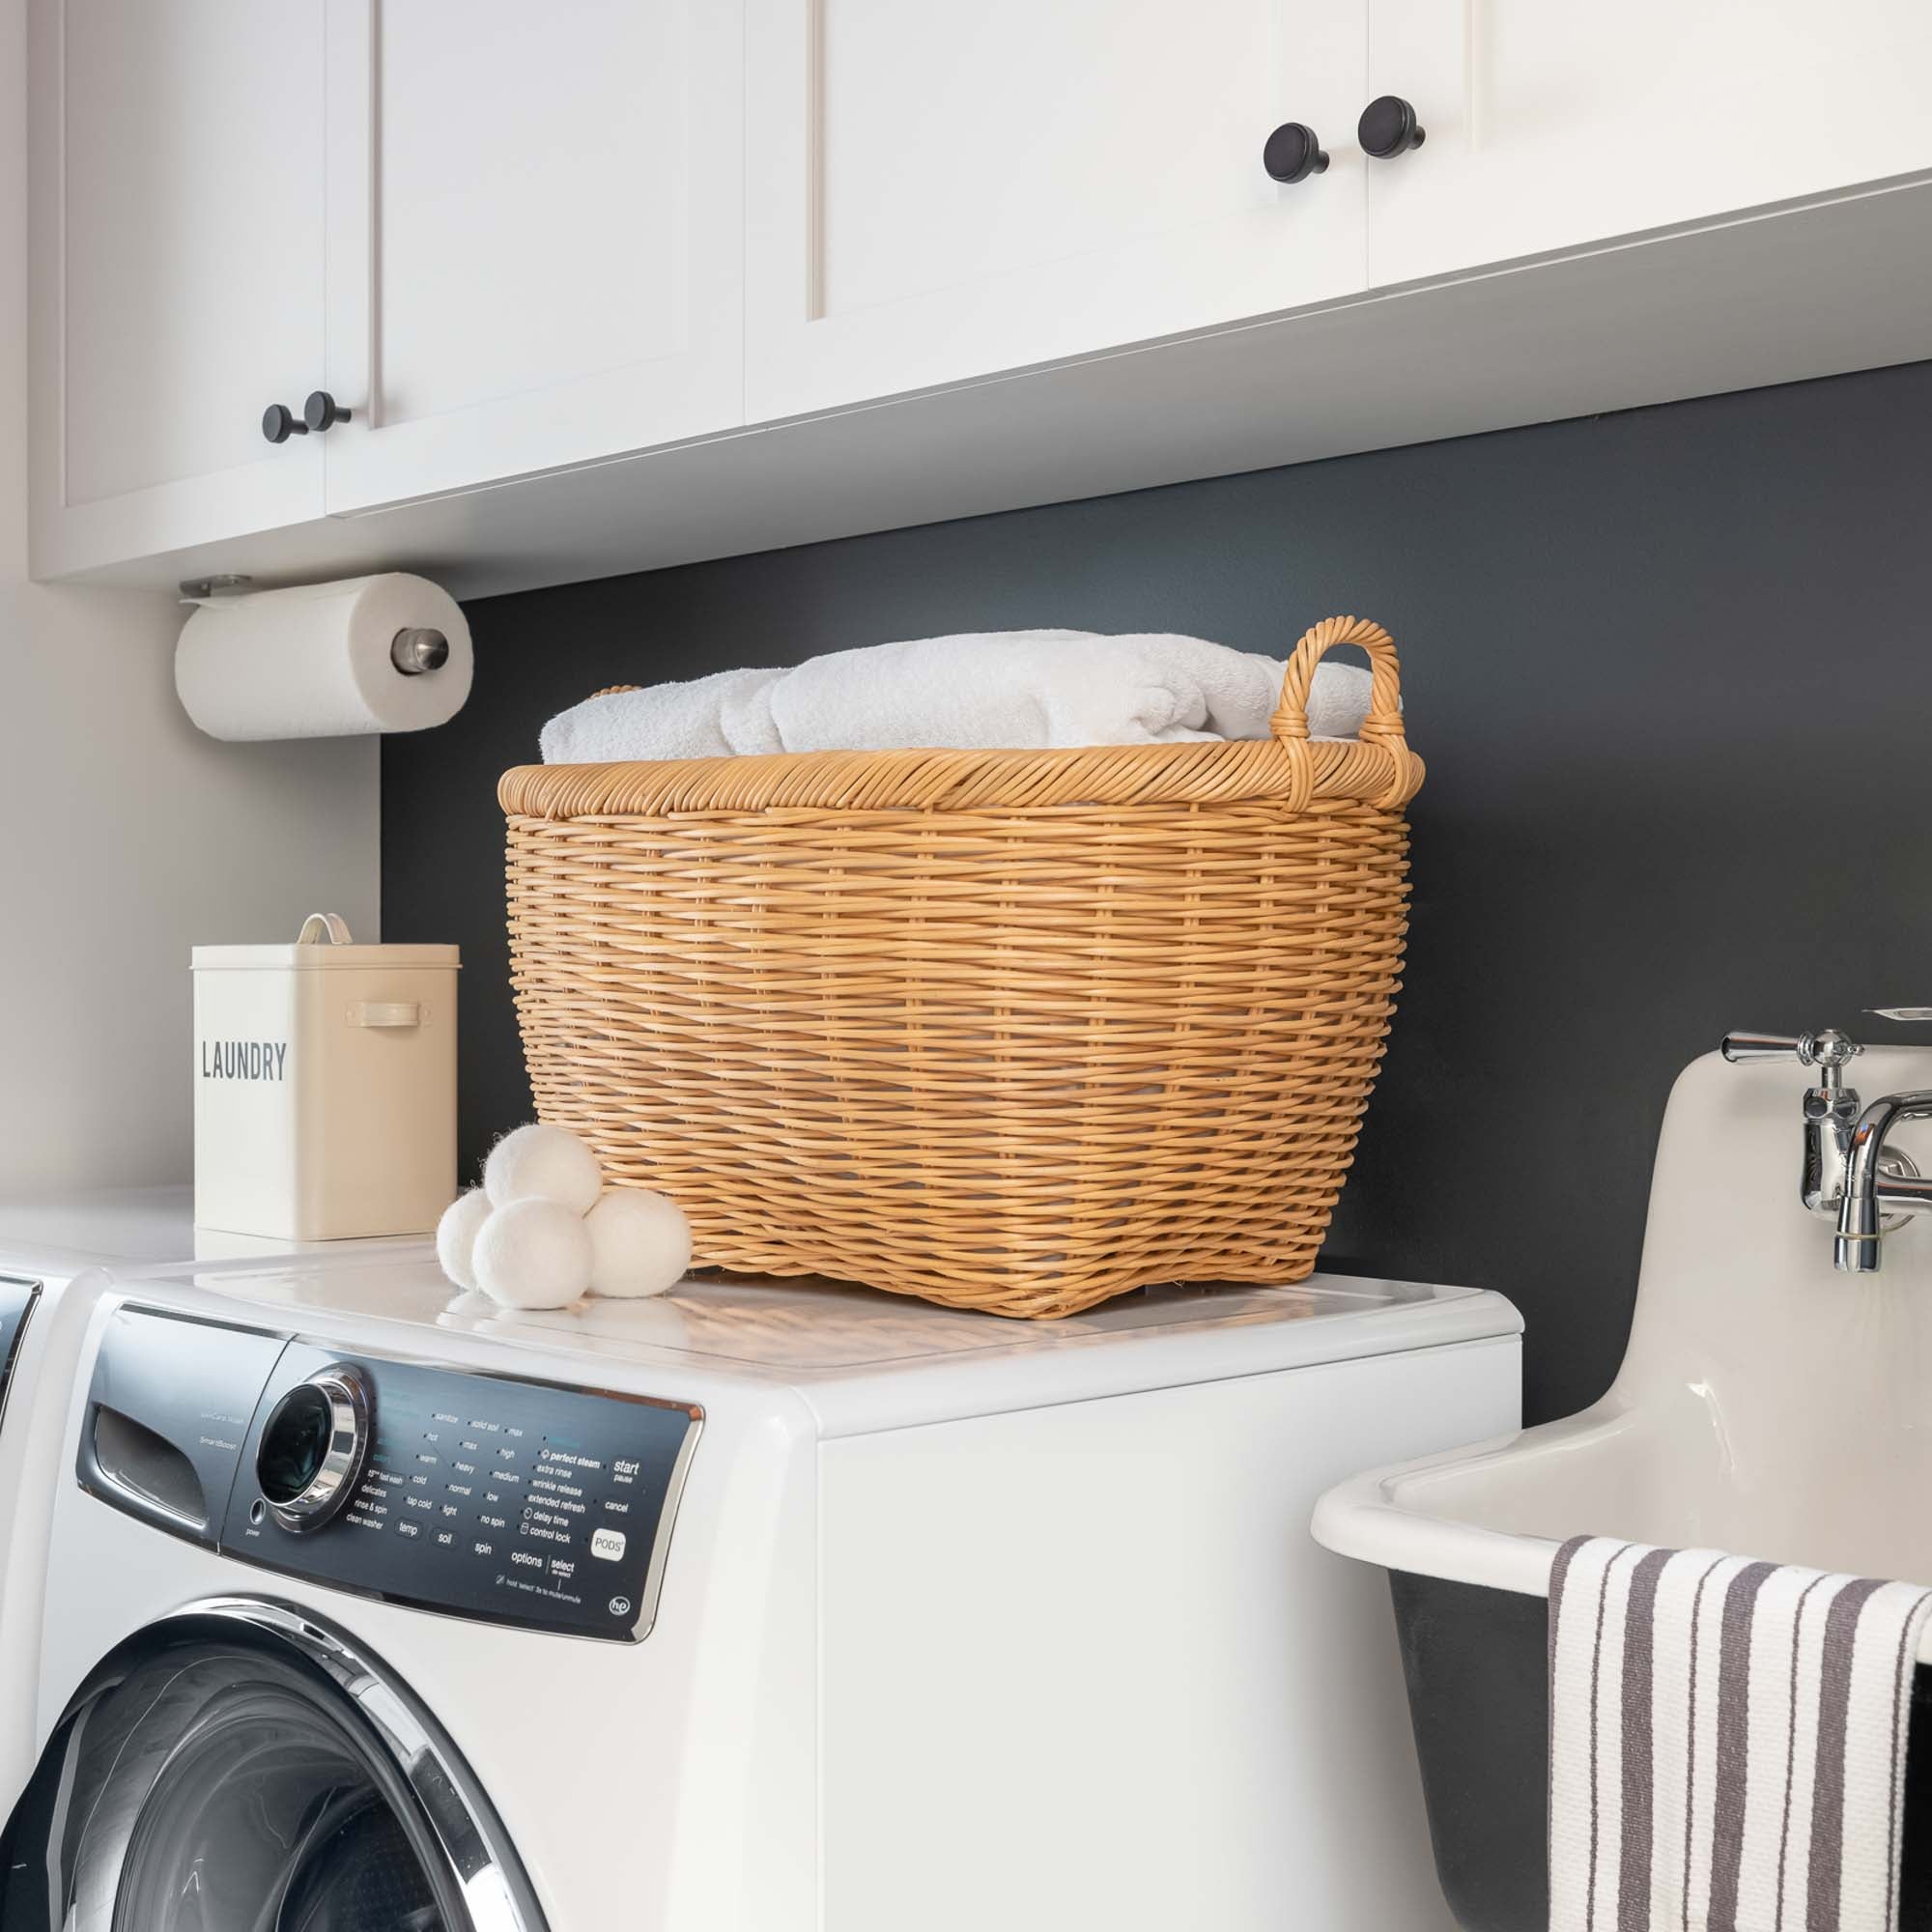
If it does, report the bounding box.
[192,913,458,1238]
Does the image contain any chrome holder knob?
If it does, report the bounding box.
[390,628,450,676]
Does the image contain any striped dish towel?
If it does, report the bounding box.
[1548,1537,1932,1932]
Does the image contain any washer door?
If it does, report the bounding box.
[0,1602,544,1932]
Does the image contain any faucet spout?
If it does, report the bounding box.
[1834,1090,1932,1273]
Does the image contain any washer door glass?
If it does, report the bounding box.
[2,1620,537,1932]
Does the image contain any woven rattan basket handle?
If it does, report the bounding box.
[1269,613,1418,809]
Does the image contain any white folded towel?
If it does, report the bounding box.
[1548,1534,1932,1932]
[539,630,1375,764]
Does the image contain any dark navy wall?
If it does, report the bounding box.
[382,360,1932,1426]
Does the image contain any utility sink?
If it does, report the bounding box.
[1313,1042,1932,1932]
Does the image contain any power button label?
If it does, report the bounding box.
[590,1526,628,1562]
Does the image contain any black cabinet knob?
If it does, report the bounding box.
[261,403,307,444]
[1358,95,1426,158]
[1263,122,1329,185]
[303,389,353,433]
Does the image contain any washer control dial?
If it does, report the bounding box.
[256,1364,372,1533]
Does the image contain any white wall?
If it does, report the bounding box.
[0,0,379,1189]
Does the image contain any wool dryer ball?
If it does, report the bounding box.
[435,1187,495,1293]
[585,1187,693,1298]
[473,1197,595,1310]
[483,1122,605,1215]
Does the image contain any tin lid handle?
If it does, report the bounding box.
[297,913,354,947]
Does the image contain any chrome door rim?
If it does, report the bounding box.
[145,1596,547,1932]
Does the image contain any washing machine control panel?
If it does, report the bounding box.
[79,1308,701,1643]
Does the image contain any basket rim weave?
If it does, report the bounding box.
[499,614,1424,820]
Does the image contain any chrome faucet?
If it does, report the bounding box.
[1720,1022,1932,1273]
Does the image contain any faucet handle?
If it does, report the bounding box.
[1868,1009,1932,1023]
[1720,1028,1861,1070]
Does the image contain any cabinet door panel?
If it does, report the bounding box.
[31,0,327,574]
[1367,0,1932,289]
[747,0,1367,422]
[321,0,744,513]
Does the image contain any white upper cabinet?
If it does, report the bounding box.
[1364,0,1932,289]
[29,0,1932,590]
[744,0,1369,422]
[318,0,745,513]
[30,0,328,577]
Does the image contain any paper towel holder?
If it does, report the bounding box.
[176,581,446,676]
[390,628,449,676]
[177,574,254,607]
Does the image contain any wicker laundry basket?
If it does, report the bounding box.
[498,614,1424,1319]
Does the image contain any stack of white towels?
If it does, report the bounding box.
[539,629,1378,764]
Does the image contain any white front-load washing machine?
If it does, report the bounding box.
[4,1250,1521,1931]
[0,1186,430,1826]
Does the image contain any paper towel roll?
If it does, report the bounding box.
[175,573,474,741]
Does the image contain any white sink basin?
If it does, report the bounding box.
[1312,1043,1932,1932]
[1318,1042,1932,1623]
